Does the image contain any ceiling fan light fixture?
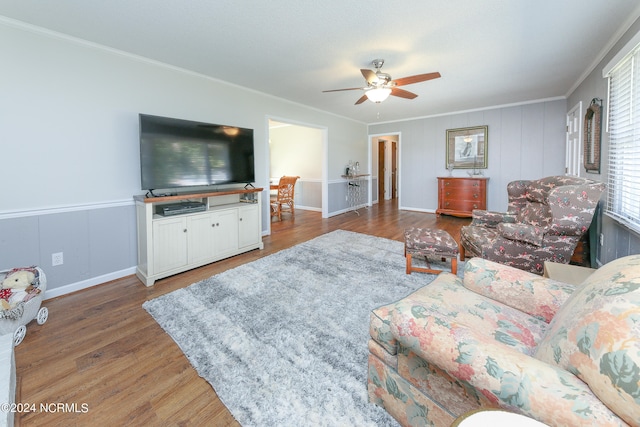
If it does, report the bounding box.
[222,126,240,136]
[365,87,392,103]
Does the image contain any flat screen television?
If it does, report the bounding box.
[139,114,255,192]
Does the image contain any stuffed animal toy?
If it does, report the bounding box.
[0,269,38,310]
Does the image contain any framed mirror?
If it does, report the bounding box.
[584,98,602,173]
[446,125,488,169]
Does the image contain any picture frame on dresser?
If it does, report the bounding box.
[446,125,488,169]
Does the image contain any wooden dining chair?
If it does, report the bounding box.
[270,176,300,221]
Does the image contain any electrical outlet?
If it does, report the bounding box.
[600,233,604,246]
[52,252,64,266]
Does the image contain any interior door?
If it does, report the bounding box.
[378,140,385,201]
[566,102,582,176]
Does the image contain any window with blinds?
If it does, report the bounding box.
[605,40,640,234]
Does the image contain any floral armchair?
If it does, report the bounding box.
[368,255,640,426]
[459,176,605,274]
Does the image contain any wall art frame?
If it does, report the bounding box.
[584,98,602,174]
[446,125,488,169]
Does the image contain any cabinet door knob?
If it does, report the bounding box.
[216,223,220,226]
[183,229,187,233]
[473,193,478,198]
[211,223,215,227]
[239,218,243,221]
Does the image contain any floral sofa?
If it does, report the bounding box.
[459,176,605,274]
[368,255,640,426]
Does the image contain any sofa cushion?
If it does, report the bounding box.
[463,258,575,323]
[534,254,640,426]
[497,223,545,247]
[378,273,549,356]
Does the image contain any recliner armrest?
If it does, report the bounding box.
[470,210,517,228]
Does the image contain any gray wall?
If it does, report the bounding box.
[0,205,137,298]
[567,16,640,265]
[0,20,367,296]
[368,99,567,213]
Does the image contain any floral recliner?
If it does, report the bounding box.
[459,176,605,274]
[368,255,640,426]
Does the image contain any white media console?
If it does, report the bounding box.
[134,188,264,286]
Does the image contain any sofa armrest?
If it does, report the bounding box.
[389,307,623,425]
[470,210,517,228]
[463,258,575,322]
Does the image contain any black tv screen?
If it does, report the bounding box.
[139,114,255,191]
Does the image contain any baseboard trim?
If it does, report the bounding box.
[328,204,370,217]
[294,205,322,212]
[399,206,436,214]
[44,266,137,300]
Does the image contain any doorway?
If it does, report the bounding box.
[267,118,328,232]
[369,133,400,206]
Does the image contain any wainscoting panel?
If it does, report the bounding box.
[0,202,137,296]
[294,180,322,210]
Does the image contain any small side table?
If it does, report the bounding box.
[543,261,596,286]
[452,409,549,426]
[341,174,369,215]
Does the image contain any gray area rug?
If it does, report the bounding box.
[143,229,442,426]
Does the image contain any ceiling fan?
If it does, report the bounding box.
[323,59,441,105]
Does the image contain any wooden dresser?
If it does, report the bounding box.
[436,177,489,217]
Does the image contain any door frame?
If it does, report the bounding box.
[265,116,328,235]
[368,132,401,207]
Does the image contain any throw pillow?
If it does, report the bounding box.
[534,254,640,426]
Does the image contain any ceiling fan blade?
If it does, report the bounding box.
[391,87,418,99]
[393,72,441,87]
[361,69,378,84]
[322,87,363,93]
[355,94,368,105]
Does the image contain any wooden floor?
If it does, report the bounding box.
[14,200,469,426]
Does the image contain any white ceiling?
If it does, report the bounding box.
[2,1,640,124]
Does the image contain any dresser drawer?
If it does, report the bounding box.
[439,178,484,190]
[440,187,484,201]
[440,199,484,212]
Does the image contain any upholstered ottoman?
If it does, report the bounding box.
[404,227,458,274]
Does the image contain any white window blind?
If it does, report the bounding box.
[605,42,640,234]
